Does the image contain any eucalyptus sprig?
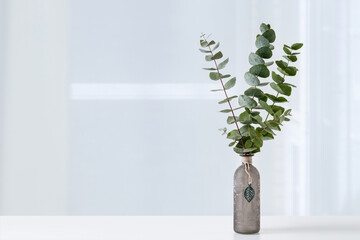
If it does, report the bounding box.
[199,23,303,155]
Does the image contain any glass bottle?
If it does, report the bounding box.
[234,155,260,234]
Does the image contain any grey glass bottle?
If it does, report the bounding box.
[234,156,260,234]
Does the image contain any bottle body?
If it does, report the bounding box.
[234,162,260,234]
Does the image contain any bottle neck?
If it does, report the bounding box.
[241,155,253,165]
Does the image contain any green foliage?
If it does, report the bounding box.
[199,24,302,155]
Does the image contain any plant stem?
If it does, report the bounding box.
[203,37,245,150]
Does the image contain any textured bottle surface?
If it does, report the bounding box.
[234,163,260,234]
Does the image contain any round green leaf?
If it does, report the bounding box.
[200,40,208,47]
[245,140,253,148]
[209,72,220,80]
[272,105,285,115]
[259,100,274,115]
[270,82,292,96]
[227,129,240,140]
[255,47,272,59]
[227,116,239,124]
[249,53,265,65]
[238,95,257,108]
[239,111,252,124]
[276,60,288,69]
[244,72,260,86]
[262,29,276,43]
[211,51,223,60]
[205,55,212,61]
[249,65,270,78]
[244,87,265,99]
[253,138,263,148]
[260,23,270,33]
[255,36,270,48]
[291,43,303,50]
[285,66,297,76]
[283,55,297,62]
[283,46,292,54]
[271,71,284,83]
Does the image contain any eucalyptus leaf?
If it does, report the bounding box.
[210,89,223,92]
[253,138,263,148]
[200,40,208,47]
[243,147,259,153]
[205,55,212,61]
[277,67,289,76]
[260,23,270,33]
[267,120,281,131]
[284,109,292,116]
[272,105,285,115]
[259,100,274,115]
[265,61,274,66]
[255,47,272,59]
[249,53,265,65]
[239,111,252,124]
[262,29,276,43]
[202,67,217,70]
[258,82,270,86]
[283,55,297,62]
[199,48,211,53]
[276,60,288,69]
[238,95,257,108]
[209,72,220,80]
[291,43,303,50]
[224,77,236,89]
[265,94,288,102]
[255,35,270,48]
[211,51,223,60]
[227,129,240,140]
[227,116,239,124]
[240,125,254,136]
[270,82,292,96]
[283,46,292,54]
[244,87,265,98]
[271,71,284,83]
[244,72,260,86]
[285,67,297,76]
[221,74,231,78]
[212,43,220,52]
[283,83,297,88]
[245,140,252,148]
[220,109,231,113]
[249,65,270,78]
[229,141,236,147]
[207,40,215,46]
[262,131,274,140]
[218,95,237,104]
[218,58,229,69]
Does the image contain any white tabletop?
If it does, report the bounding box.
[0,216,359,240]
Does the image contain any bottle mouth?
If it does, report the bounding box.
[240,153,254,157]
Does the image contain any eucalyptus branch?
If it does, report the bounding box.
[202,36,245,150]
[264,59,289,122]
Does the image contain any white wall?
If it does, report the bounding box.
[0,0,359,216]
[0,0,68,215]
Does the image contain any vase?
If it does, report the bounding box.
[234,155,260,234]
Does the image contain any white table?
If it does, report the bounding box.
[0,216,359,239]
